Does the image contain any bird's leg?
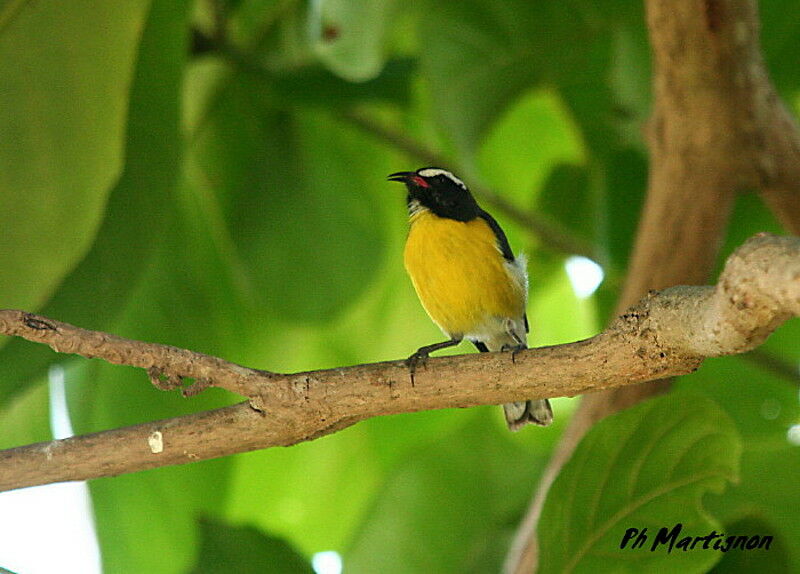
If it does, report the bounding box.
[405,338,461,385]
[502,319,526,364]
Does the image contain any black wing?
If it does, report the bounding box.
[477,210,514,262]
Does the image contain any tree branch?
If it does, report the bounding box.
[507,2,800,570]
[0,233,797,492]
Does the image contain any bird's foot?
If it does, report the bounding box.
[404,350,431,386]
[403,339,461,386]
[501,343,527,364]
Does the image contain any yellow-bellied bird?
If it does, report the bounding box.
[389,167,553,430]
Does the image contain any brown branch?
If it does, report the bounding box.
[0,233,797,492]
[0,311,271,400]
[507,1,800,570]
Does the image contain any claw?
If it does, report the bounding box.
[501,343,526,364]
[403,338,461,386]
[404,350,431,387]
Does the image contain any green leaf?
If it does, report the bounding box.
[538,392,741,574]
[680,352,800,572]
[209,53,415,109]
[309,0,398,82]
[224,422,387,556]
[419,0,628,155]
[709,516,792,573]
[190,517,313,574]
[72,181,400,573]
[716,191,784,278]
[760,0,800,96]
[603,147,648,269]
[229,0,313,68]
[0,0,149,313]
[418,0,539,153]
[187,64,389,325]
[344,412,560,573]
[676,355,799,449]
[477,89,585,206]
[0,379,50,450]
[537,163,592,237]
[89,457,233,574]
[269,58,415,107]
[705,446,800,573]
[0,0,189,403]
[607,18,652,147]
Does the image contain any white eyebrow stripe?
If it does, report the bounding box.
[417,168,467,190]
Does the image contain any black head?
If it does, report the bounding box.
[388,167,480,221]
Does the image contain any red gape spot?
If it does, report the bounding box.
[412,176,430,188]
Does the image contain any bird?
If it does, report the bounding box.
[388,167,553,430]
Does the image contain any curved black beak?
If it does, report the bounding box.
[387,171,416,183]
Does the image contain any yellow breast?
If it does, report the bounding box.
[403,209,526,337]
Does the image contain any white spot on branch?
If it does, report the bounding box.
[147,431,164,454]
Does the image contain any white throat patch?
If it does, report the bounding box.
[407,198,428,218]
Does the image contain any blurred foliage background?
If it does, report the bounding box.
[1,0,799,572]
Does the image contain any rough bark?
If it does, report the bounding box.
[0,233,798,492]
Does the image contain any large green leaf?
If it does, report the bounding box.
[602,147,648,271]
[269,58,415,107]
[760,0,800,96]
[477,89,585,207]
[677,355,799,449]
[0,0,148,313]
[186,61,390,326]
[538,392,741,574]
[224,422,387,556]
[418,0,539,154]
[70,39,407,574]
[709,517,792,572]
[344,411,561,573]
[706,447,800,573]
[0,0,189,403]
[678,351,800,571]
[217,254,473,559]
[88,459,232,574]
[189,517,313,573]
[418,0,640,156]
